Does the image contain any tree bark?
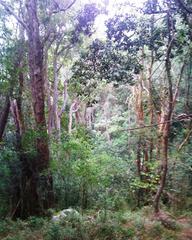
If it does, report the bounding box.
[16,0,53,217]
[26,0,49,169]
[0,95,10,142]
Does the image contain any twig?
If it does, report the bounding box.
[49,0,76,15]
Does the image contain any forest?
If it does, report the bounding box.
[0,0,192,239]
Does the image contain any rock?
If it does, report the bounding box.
[52,215,62,222]
[52,208,79,222]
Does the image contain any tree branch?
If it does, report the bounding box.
[0,0,27,29]
[145,10,168,15]
[49,0,76,15]
[178,127,192,151]
[176,0,192,14]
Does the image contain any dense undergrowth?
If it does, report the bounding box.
[0,207,191,240]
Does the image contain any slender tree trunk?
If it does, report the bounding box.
[50,54,60,136]
[48,47,67,138]
[10,98,24,218]
[59,79,68,117]
[5,22,26,217]
[134,82,145,206]
[136,137,142,207]
[154,123,170,213]
[44,50,52,133]
[153,11,174,213]
[68,100,79,134]
[58,79,68,136]
[148,34,155,161]
[185,57,192,113]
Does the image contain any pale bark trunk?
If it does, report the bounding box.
[57,79,68,136]
[49,55,60,135]
[59,79,68,117]
[68,100,80,134]
[44,51,52,133]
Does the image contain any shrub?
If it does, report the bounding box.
[0,220,9,236]
[44,223,63,240]
[120,226,135,238]
[148,222,164,238]
[27,216,45,230]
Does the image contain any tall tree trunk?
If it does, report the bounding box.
[49,54,60,136]
[153,11,174,213]
[44,50,52,133]
[154,120,170,213]
[134,82,145,206]
[26,0,49,169]
[17,0,53,217]
[10,35,26,217]
[148,23,155,161]
[58,79,68,136]
[10,98,24,218]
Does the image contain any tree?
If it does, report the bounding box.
[0,0,78,217]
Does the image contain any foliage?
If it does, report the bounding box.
[0,1,192,239]
[0,209,188,240]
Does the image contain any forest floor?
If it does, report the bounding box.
[177,217,192,240]
[0,208,192,240]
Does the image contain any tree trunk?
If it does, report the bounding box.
[16,0,53,217]
[57,79,68,136]
[48,54,60,136]
[153,123,169,213]
[68,100,79,134]
[26,0,49,169]
[0,95,10,142]
[44,50,52,133]
[153,11,173,213]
